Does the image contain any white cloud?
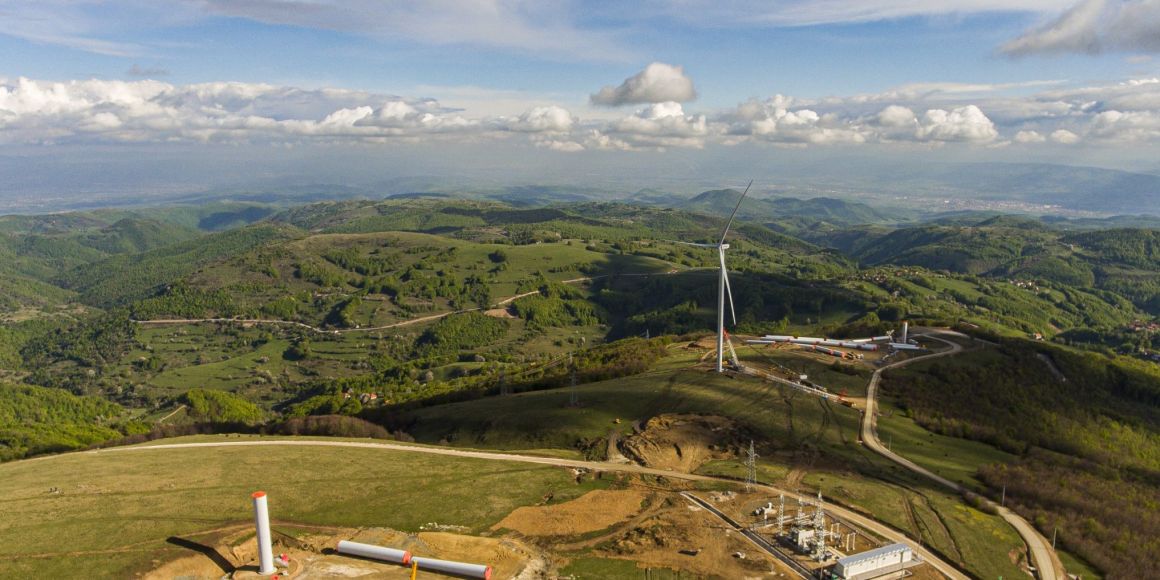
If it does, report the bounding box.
[606,102,709,148]
[1014,129,1048,142]
[1051,128,1082,143]
[507,105,576,133]
[591,63,697,107]
[4,74,1160,152]
[0,77,479,144]
[1002,0,1160,56]
[723,98,867,144]
[915,105,999,142]
[876,105,918,127]
[535,138,586,152]
[1085,109,1160,141]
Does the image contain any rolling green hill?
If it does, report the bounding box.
[0,382,132,460]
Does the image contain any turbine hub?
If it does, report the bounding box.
[720,243,730,250]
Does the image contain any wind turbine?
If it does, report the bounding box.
[671,181,752,372]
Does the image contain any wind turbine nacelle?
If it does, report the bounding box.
[720,243,730,250]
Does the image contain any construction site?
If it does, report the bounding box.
[153,479,943,580]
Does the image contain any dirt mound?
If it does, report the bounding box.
[619,414,741,472]
[491,490,649,537]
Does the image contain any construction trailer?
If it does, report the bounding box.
[833,543,913,580]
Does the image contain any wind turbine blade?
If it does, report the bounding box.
[663,239,717,248]
[719,180,753,245]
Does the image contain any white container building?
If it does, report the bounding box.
[834,543,913,580]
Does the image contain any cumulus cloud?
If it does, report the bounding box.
[915,106,1000,142]
[725,99,866,145]
[5,74,1160,152]
[1085,109,1160,141]
[718,98,1000,145]
[506,105,575,133]
[0,77,479,144]
[1002,0,1160,56]
[604,102,709,148]
[591,63,697,107]
[1014,129,1048,142]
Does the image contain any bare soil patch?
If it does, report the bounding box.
[620,414,742,473]
[491,490,649,536]
[587,494,787,579]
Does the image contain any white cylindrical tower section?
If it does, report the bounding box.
[336,540,412,564]
[411,556,492,579]
[251,491,275,575]
[902,321,909,343]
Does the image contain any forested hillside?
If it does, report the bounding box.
[811,217,1160,317]
[882,342,1160,578]
[0,383,135,460]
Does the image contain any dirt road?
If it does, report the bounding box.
[133,272,664,334]
[92,439,970,580]
[862,330,1064,580]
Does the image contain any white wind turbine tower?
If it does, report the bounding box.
[673,181,752,372]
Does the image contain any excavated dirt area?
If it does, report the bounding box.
[491,489,650,537]
[483,307,516,319]
[619,414,742,473]
[583,494,788,579]
[143,526,540,580]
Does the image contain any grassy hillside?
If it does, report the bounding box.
[881,340,1160,578]
[0,440,599,578]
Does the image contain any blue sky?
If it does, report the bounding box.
[1,0,1159,198]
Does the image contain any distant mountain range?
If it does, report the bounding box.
[909,163,1160,214]
[2,156,1159,217]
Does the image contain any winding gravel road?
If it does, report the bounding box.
[862,330,1064,580]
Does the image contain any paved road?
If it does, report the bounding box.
[94,439,969,580]
[862,330,1064,580]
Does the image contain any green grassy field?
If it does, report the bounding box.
[737,346,874,397]
[408,349,863,457]
[875,398,1018,489]
[559,557,680,579]
[0,438,606,578]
